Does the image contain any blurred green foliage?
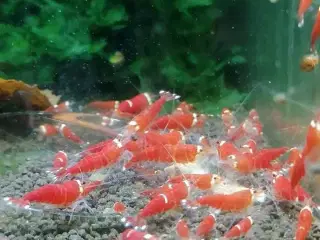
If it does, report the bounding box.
[0,0,246,113]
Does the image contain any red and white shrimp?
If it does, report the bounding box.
[119,229,158,240]
[176,219,190,239]
[139,130,185,147]
[61,138,124,176]
[272,174,296,201]
[228,117,263,142]
[288,149,306,189]
[167,173,221,190]
[295,205,313,240]
[118,92,153,115]
[86,100,119,112]
[174,101,194,114]
[138,181,191,218]
[221,108,234,128]
[240,139,257,154]
[297,0,313,28]
[57,124,84,144]
[196,188,265,212]
[248,109,260,122]
[301,116,320,162]
[223,216,253,238]
[311,7,320,52]
[216,141,240,161]
[125,91,179,134]
[38,124,58,137]
[150,113,205,131]
[196,214,216,237]
[233,147,288,174]
[124,144,204,169]
[4,180,101,208]
[84,139,114,155]
[52,151,68,175]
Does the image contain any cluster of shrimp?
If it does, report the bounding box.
[3,90,320,240]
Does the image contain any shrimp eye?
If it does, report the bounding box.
[197,146,203,153]
[131,135,138,141]
[261,186,267,190]
[253,190,257,194]
[213,176,217,180]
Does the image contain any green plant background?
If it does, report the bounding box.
[0,0,248,114]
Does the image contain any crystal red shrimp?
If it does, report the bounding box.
[138,181,191,218]
[228,118,263,142]
[118,92,153,115]
[288,149,306,189]
[254,147,289,162]
[149,113,204,131]
[176,219,190,239]
[84,139,114,155]
[4,180,101,208]
[38,124,58,137]
[233,147,288,174]
[223,216,253,238]
[272,174,296,201]
[125,91,179,134]
[86,100,119,112]
[240,139,257,154]
[139,130,185,147]
[301,116,320,161]
[58,124,84,144]
[44,101,71,113]
[174,101,194,114]
[196,214,216,237]
[61,139,124,176]
[124,144,204,169]
[221,108,234,128]
[196,189,264,212]
[141,174,221,198]
[272,172,313,205]
[297,0,313,27]
[167,174,221,190]
[216,141,240,161]
[140,182,177,198]
[248,109,260,122]
[311,7,320,52]
[119,229,158,240]
[295,205,313,240]
[52,151,68,174]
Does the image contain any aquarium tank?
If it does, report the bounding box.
[1,0,320,239]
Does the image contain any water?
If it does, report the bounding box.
[1,0,320,239]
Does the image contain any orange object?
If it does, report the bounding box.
[113,202,126,213]
[196,214,216,237]
[176,219,189,239]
